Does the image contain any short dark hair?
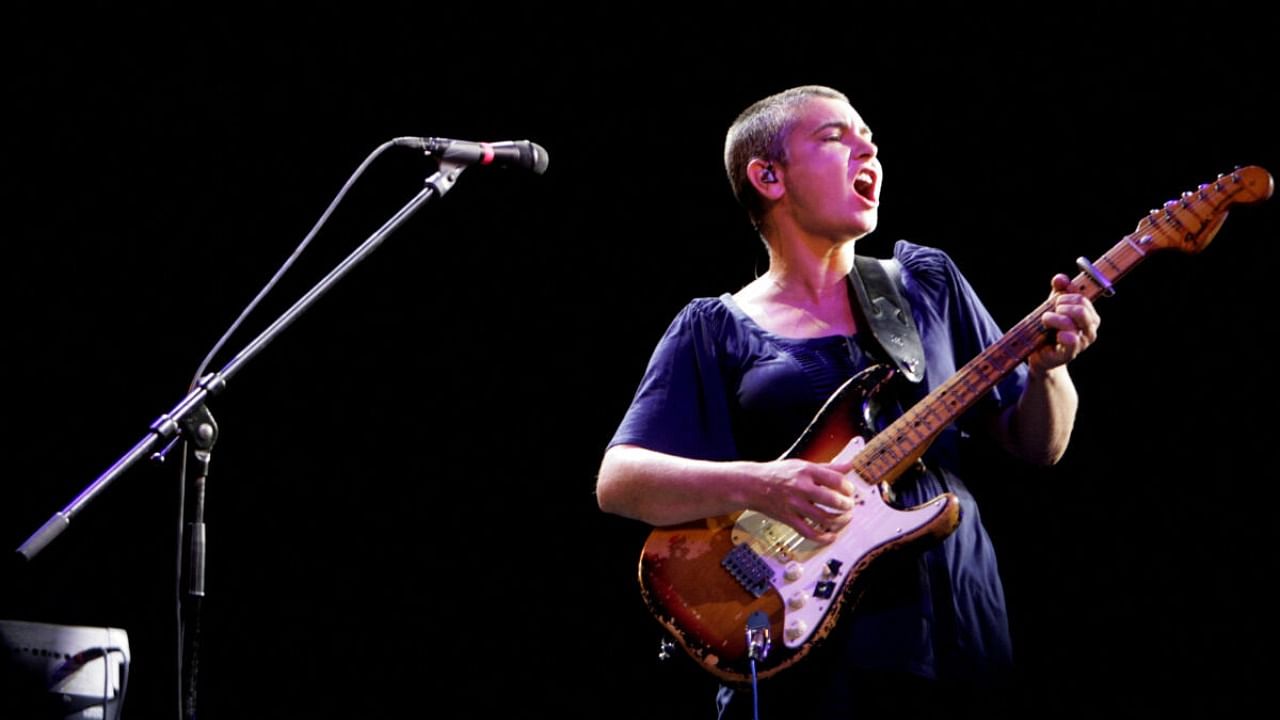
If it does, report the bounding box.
[723,85,850,226]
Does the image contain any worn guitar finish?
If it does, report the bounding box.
[639,167,1273,685]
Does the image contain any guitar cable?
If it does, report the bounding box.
[745,610,771,719]
[750,659,761,720]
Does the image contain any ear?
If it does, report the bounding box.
[746,158,785,201]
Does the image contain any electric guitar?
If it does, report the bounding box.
[638,166,1273,685]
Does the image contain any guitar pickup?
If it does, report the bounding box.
[722,543,775,598]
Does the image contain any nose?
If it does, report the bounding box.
[853,136,878,159]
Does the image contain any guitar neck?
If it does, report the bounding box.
[852,233,1154,486]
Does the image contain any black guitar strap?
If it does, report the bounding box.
[849,254,926,384]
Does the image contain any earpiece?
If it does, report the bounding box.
[760,165,778,184]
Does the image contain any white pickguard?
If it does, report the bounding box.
[730,435,951,648]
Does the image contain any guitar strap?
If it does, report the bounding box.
[848,253,925,384]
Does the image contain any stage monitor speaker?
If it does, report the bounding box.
[0,618,130,720]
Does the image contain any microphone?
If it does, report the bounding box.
[395,137,549,174]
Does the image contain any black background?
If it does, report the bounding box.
[2,4,1276,718]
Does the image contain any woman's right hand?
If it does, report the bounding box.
[747,456,859,543]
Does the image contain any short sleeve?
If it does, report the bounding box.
[607,299,741,461]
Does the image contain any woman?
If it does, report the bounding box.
[597,85,1098,717]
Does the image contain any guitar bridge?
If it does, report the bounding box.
[722,543,775,598]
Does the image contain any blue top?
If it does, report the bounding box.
[609,240,1028,687]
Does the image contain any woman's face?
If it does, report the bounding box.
[775,96,882,243]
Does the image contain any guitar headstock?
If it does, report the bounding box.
[1131,165,1272,254]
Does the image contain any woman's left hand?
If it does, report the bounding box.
[1029,273,1101,377]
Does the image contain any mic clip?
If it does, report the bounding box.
[424,158,468,198]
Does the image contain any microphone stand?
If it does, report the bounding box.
[178,406,216,720]
[15,158,470,719]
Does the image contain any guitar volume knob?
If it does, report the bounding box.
[784,620,809,642]
[783,561,804,582]
[787,592,807,610]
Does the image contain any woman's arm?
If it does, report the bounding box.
[597,444,857,543]
[992,273,1099,464]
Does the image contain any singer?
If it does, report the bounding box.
[595,85,1099,717]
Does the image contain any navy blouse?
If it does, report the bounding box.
[609,240,1028,685]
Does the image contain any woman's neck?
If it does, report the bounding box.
[762,234,856,305]
[732,234,860,338]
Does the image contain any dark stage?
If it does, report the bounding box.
[3,5,1277,718]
